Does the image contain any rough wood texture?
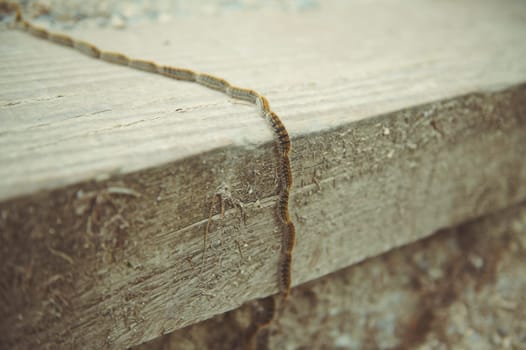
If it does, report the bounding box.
[1,0,526,349]
[135,200,526,350]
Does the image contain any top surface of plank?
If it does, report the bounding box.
[1,0,526,201]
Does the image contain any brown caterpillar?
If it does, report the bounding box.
[48,32,74,47]
[74,40,101,58]
[226,86,260,104]
[129,59,158,73]
[159,65,196,81]
[3,0,296,345]
[196,73,231,92]
[246,296,277,350]
[100,51,130,66]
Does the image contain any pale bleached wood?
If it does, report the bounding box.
[1,0,526,349]
[1,0,526,201]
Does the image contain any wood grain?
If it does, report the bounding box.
[1,0,526,201]
[133,199,526,350]
[1,0,526,349]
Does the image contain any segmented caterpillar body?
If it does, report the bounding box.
[74,40,100,57]
[129,59,158,73]
[3,0,296,342]
[159,65,196,81]
[196,73,230,92]
[100,51,130,66]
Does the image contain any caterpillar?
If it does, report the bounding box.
[100,51,130,66]
[246,296,277,350]
[128,59,158,73]
[1,0,296,345]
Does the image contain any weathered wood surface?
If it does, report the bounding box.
[135,200,526,350]
[1,0,526,349]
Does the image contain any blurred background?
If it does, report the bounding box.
[11,0,320,29]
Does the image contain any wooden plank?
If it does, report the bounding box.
[1,0,526,348]
[2,0,526,201]
[134,199,526,350]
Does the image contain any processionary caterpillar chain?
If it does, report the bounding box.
[2,0,296,313]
